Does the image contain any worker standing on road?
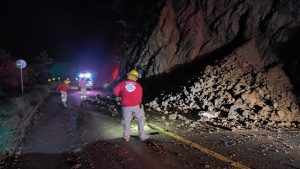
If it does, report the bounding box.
[79,78,88,102]
[56,79,70,107]
[113,69,149,142]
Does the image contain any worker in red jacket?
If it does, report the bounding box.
[56,79,70,107]
[113,69,149,141]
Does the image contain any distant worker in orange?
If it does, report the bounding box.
[113,69,149,142]
[56,79,70,107]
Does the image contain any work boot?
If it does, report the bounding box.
[140,135,149,142]
[123,137,130,142]
[63,102,68,107]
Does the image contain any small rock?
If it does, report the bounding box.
[71,164,82,169]
[185,120,191,124]
[204,164,210,168]
[277,111,285,120]
[228,111,239,120]
[273,102,278,108]
[169,113,178,120]
[249,114,258,120]
[208,106,214,112]
[189,122,197,128]
[15,151,21,157]
[242,110,250,117]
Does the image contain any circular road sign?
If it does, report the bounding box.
[16,59,27,69]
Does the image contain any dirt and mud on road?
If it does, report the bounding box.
[1,91,300,169]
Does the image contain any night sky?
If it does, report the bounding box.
[0,0,129,81]
[0,0,126,81]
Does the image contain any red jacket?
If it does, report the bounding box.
[57,83,69,92]
[113,80,143,107]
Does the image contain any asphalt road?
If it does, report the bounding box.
[1,90,300,169]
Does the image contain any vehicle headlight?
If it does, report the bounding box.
[85,73,91,78]
[79,74,84,78]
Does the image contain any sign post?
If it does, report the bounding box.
[16,59,27,95]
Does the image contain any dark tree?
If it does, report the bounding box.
[27,51,53,85]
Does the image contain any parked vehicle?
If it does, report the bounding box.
[78,73,93,90]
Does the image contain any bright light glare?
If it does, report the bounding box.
[79,73,91,78]
[85,73,91,78]
[79,74,84,78]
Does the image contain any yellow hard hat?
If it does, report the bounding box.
[128,69,139,78]
[64,79,70,84]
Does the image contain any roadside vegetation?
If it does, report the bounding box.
[0,50,53,157]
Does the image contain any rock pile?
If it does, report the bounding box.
[145,42,300,129]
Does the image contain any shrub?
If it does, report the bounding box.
[0,85,49,154]
[0,101,13,118]
[37,85,50,98]
[0,89,6,97]
[28,90,43,105]
[0,116,21,154]
[8,96,33,119]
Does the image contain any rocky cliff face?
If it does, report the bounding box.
[114,0,300,123]
[117,0,300,79]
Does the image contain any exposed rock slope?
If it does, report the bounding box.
[118,0,300,79]
[146,41,300,128]
[114,0,300,125]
